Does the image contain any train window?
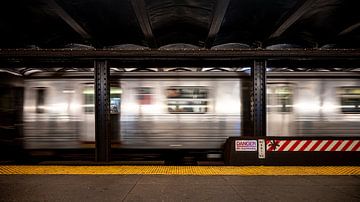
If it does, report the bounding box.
[83,87,94,113]
[268,86,293,113]
[83,86,122,114]
[35,88,46,113]
[136,87,152,105]
[338,87,360,113]
[110,87,121,114]
[166,86,208,114]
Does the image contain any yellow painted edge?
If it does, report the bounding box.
[0,166,360,175]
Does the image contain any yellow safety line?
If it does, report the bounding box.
[0,166,360,175]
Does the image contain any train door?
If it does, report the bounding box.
[82,85,95,145]
[110,86,121,145]
[267,84,295,136]
[81,84,122,146]
[0,85,23,158]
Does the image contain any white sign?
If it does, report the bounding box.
[258,139,266,159]
[235,140,257,151]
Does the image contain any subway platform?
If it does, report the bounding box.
[1,166,359,201]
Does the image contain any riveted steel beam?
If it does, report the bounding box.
[251,60,267,137]
[1,49,359,60]
[0,49,359,69]
[94,60,111,162]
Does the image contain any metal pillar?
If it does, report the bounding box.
[94,60,111,162]
[251,60,267,137]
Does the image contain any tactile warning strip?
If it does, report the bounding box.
[0,166,360,175]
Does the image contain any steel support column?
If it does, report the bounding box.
[94,60,111,162]
[251,60,267,136]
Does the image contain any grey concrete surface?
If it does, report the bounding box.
[0,175,359,202]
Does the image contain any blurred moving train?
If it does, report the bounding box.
[23,77,241,150]
[1,71,360,158]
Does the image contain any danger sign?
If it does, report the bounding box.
[235,140,257,151]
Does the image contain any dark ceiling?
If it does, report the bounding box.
[0,0,359,49]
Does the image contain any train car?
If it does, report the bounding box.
[23,75,241,151]
[21,72,360,157]
[267,73,360,137]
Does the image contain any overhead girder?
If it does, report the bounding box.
[1,49,358,60]
[269,0,318,39]
[0,48,359,75]
[338,22,360,36]
[204,0,231,48]
[45,0,92,40]
[130,0,157,48]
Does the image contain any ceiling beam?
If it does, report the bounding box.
[130,0,157,48]
[338,22,360,36]
[1,49,359,62]
[46,0,91,40]
[269,0,317,39]
[0,68,22,76]
[205,0,231,48]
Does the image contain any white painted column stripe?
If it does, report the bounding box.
[314,140,328,151]
[294,140,307,151]
[304,140,317,151]
[325,140,339,151]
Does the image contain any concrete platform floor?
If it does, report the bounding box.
[1,175,359,201]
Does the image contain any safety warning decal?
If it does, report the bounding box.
[258,139,266,159]
[235,140,257,151]
[266,140,360,152]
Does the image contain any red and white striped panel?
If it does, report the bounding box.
[266,140,360,152]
